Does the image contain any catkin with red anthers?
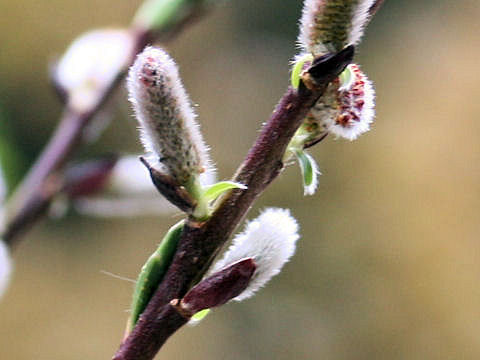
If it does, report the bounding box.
[308,64,375,141]
[127,47,211,186]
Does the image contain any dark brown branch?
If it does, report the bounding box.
[115,259,255,360]
[125,301,189,356]
[113,45,354,360]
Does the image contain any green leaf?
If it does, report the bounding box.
[296,151,312,186]
[202,181,247,203]
[290,53,314,89]
[295,150,320,196]
[128,220,184,332]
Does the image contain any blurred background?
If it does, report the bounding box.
[1,0,480,359]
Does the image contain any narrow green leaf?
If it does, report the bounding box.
[295,150,320,196]
[129,220,184,331]
[296,150,313,186]
[203,181,247,203]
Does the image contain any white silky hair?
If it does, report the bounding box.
[211,208,299,301]
[297,0,326,53]
[348,0,376,46]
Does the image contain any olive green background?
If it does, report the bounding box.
[1,0,480,359]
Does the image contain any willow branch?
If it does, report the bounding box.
[113,45,355,360]
[2,2,210,248]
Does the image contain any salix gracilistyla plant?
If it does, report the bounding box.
[124,46,251,332]
[288,0,377,195]
[124,46,301,333]
[0,0,384,358]
[112,1,383,359]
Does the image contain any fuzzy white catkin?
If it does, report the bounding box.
[0,240,12,299]
[298,0,375,54]
[56,29,134,112]
[127,47,211,186]
[211,208,299,301]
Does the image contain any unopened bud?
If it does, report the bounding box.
[211,208,299,301]
[180,258,256,315]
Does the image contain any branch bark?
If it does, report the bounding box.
[113,46,354,360]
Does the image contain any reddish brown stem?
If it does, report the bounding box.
[125,302,189,356]
[113,46,354,360]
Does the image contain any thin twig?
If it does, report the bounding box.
[113,46,355,360]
